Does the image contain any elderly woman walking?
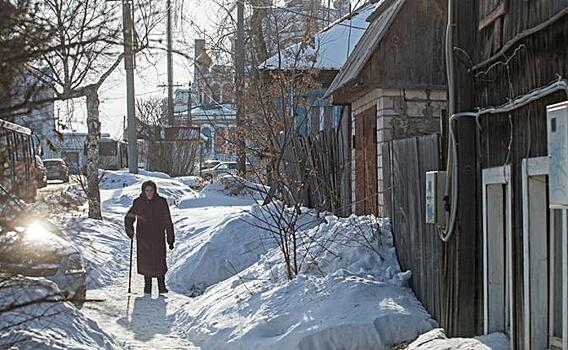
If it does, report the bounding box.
[125,180,175,294]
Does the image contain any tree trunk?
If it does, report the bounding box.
[85,87,102,219]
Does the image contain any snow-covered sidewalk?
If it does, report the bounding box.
[83,269,198,349]
[80,171,254,350]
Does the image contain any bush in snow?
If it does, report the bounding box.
[172,211,435,350]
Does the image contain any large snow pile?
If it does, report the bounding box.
[99,169,171,190]
[100,170,200,210]
[406,328,510,349]
[0,276,118,349]
[168,202,318,295]
[203,175,269,201]
[177,176,264,210]
[34,184,87,212]
[61,218,129,289]
[173,211,436,349]
[175,175,206,189]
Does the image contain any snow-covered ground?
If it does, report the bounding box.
[169,209,436,350]
[2,170,511,349]
[406,328,510,349]
[0,276,119,350]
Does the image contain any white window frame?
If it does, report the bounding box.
[522,156,567,350]
[521,157,550,350]
[482,165,513,341]
[549,208,568,350]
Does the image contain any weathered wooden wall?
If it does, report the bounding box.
[477,0,568,61]
[383,133,445,323]
[360,0,447,90]
[469,5,568,348]
[279,127,352,217]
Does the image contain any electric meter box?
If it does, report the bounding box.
[547,101,568,206]
[425,171,447,225]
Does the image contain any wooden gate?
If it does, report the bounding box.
[354,106,377,215]
[383,133,445,324]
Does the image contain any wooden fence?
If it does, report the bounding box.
[278,127,351,217]
[382,133,445,323]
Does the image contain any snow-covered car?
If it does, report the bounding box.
[200,159,222,171]
[0,188,86,307]
[44,158,70,182]
[201,161,252,181]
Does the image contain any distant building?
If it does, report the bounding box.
[54,132,111,172]
[255,0,350,61]
[11,68,58,159]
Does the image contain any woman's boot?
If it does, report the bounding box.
[144,276,152,294]
[157,276,168,294]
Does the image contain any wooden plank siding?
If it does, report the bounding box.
[359,0,447,90]
[383,134,445,323]
[276,127,352,217]
[467,7,568,347]
[476,0,568,62]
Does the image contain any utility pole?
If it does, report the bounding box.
[235,0,246,174]
[187,82,192,126]
[166,0,174,126]
[123,0,138,174]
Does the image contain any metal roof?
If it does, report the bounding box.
[258,3,378,72]
[325,0,406,97]
[0,119,32,135]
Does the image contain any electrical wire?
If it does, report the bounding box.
[440,78,568,242]
[439,0,456,242]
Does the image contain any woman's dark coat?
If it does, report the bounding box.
[125,192,175,277]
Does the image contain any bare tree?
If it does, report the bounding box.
[189,0,350,279]
[29,0,159,219]
[136,97,201,176]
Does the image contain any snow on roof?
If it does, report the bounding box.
[258,2,378,71]
[175,103,237,119]
[325,0,406,96]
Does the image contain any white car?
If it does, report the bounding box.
[201,161,241,181]
[0,188,86,307]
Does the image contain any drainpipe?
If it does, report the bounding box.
[440,0,456,242]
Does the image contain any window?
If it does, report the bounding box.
[522,157,566,350]
[521,157,550,350]
[478,0,506,30]
[550,209,564,349]
[212,84,221,104]
[99,141,117,156]
[482,166,513,337]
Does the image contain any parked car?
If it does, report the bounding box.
[200,159,222,171]
[44,158,69,182]
[33,155,47,188]
[0,186,87,307]
[201,161,237,181]
[201,161,252,181]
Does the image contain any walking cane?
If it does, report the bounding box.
[127,236,133,294]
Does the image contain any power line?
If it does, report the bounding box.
[247,3,368,31]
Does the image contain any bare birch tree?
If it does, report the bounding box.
[30,0,159,219]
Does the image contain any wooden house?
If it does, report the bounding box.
[448,0,568,348]
[258,3,379,215]
[325,0,448,216]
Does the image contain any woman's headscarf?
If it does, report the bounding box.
[141,180,158,194]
